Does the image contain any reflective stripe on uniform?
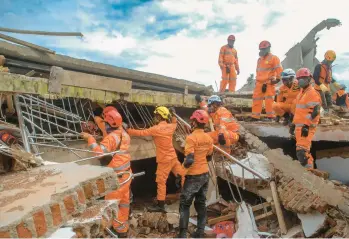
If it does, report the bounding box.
[221,117,236,123]
[109,133,121,146]
[296,102,320,109]
[266,111,275,115]
[89,143,98,150]
[251,112,261,116]
[305,114,312,120]
[100,144,109,153]
[253,97,264,101]
[114,220,128,230]
[265,96,274,100]
[295,123,317,128]
[119,203,130,208]
[112,161,131,171]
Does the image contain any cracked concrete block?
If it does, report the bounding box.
[298,211,328,237]
[0,163,119,238]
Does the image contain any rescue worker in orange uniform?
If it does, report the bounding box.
[92,106,117,138]
[127,106,185,212]
[251,40,283,121]
[273,68,300,125]
[195,94,208,112]
[219,35,240,93]
[313,50,336,112]
[289,68,321,169]
[206,95,239,154]
[178,110,213,238]
[81,107,132,238]
[333,84,349,109]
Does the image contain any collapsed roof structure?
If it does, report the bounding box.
[0,19,348,238]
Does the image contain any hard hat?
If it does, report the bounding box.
[281,68,296,79]
[227,35,235,40]
[207,95,222,105]
[340,84,347,90]
[154,106,170,120]
[324,50,336,61]
[259,40,271,49]
[102,107,122,128]
[296,68,312,79]
[190,110,209,124]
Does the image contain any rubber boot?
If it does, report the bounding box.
[191,206,206,238]
[178,205,190,238]
[148,200,166,213]
[317,90,328,110]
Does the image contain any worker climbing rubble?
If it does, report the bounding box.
[289,68,321,169]
[178,110,213,238]
[127,106,186,212]
[333,84,349,109]
[251,40,283,121]
[273,68,300,125]
[81,107,132,238]
[207,95,239,154]
[218,35,240,93]
[313,50,336,113]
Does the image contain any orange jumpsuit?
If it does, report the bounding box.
[94,116,108,138]
[207,107,239,153]
[252,53,283,119]
[293,85,321,168]
[87,129,132,233]
[273,80,300,116]
[313,62,332,90]
[219,45,240,92]
[127,118,185,201]
[333,89,349,109]
[185,129,214,175]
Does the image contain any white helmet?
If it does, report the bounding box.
[281,68,296,79]
[208,95,222,105]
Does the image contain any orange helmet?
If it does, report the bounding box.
[102,107,122,128]
[190,110,209,124]
[259,40,271,49]
[324,50,336,61]
[296,68,312,79]
[227,35,235,40]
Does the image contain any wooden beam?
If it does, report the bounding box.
[208,212,236,225]
[0,27,83,37]
[0,33,55,54]
[255,211,274,221]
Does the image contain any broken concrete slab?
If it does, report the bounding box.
[297,211,328,237]
[0,163,118,238]
[241,122,349,142]
[49,227,75,238]
[233,202,259,238]
[316,156,349,185]
[67,200,119,238]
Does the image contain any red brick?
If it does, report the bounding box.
[77,189,86,204]
[16,222,32,238]
[64,195,75,215]
[96,179,106,194]
[83,183,94,200]
[50,204,63,226]
[0,231,11,238]
[33,210,47,237]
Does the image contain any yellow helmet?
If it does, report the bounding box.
[154,106,170,120]
[324,50,336,61]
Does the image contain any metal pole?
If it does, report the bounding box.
[14,94,31,153]
[0,27,83,37]
[71,150,128,164]
[173,113,268,180]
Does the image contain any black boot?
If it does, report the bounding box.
[148,200,166,213]
[192,202,206,238]
[275,116,281,123]
[179,203,190,238]
[325,91,333,108]
[282,113,290,126]
[178,228,187,238]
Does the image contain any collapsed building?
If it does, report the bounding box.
[0,18,348,238]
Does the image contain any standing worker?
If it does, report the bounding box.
[251,40,283,121]
[127,106,185,212]
[313,50,336,112]
[81,107,132,238]
[218,35,240,93]
[273,69,300,125]
[289,68,321,169]
[206,95,239,154]
[333,84,349,109]
[178,110,213,238]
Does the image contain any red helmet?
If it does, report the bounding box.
[102,107,122,128]
[227,35,235,40]
[296,68,312,79]
[190,110,209,124]
[259,40,271,49]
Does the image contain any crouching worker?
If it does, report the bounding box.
[206,95,239,154]
[81,107,132,238]
[290,68,321,169]
[178,110,213,238]
[127,106,185,212]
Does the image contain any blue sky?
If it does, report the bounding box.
[1,0,348,89]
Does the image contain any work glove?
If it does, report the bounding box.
[169,107,176,115]
[262,83,267,93]
[175,175,182,189]
[311,105,320,119]
[218,133,226,146]
[226,66,231,74]
[183,153,194,168]
[206,154,213,162]
[93,107,103,117]
[301,125,309,137]
[289,123,295,137]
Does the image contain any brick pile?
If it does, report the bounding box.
[0,163,119,238]
[67,200,119,238]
